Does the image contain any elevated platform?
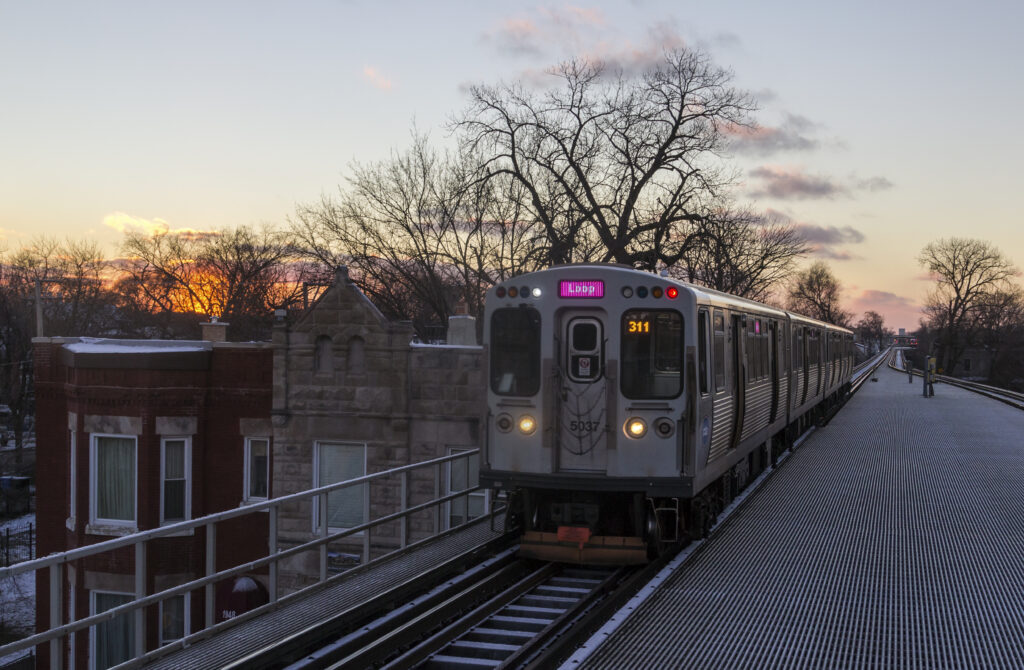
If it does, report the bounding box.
[570,365,1024,669]
[146,514,507,669]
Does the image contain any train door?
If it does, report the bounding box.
[697,308,713,467]
[769,319,779,423]
[729,314,746,451]
[800,327,809,405]
[557,313,608,472]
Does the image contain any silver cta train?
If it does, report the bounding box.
[480,264,854,563]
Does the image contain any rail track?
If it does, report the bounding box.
[889,348,1024,410]
[245,350,893,670]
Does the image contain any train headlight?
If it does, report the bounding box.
[518,415,537,435]
[531,287,542,298]
[496,413,514,433]
[624,417,648,439]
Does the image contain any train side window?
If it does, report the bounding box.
[490,307,542,396]
[713,310,725,391]
[698,310,709,394]
[621,310,682,399]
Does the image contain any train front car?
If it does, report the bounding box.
[481,265,694,564]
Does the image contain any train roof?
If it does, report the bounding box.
[502,264,852,335]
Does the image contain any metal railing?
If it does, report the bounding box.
[0,449,488,669]
[0,522,34,567]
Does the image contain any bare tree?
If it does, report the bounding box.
[671,208,808,301]
[118,225,305,340]
[786,261,852,326]
[0,237,114,462]
[970,286,1024,386]
[455,48,757,270]
[854,310,890,351]
[919,237,1018,373]
[289,135,545,336]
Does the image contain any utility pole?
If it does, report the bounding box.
[35,279,43,337]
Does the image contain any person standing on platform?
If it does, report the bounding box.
[923,355,936,397]
[906,355,913,383]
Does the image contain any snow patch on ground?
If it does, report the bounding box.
[1,512,36,664]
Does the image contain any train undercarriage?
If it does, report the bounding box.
[504,405,845,565]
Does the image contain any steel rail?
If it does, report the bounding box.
[376,563,563,669]
[888,349,1024,410]
[223,540,520,670]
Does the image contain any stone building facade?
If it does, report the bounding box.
[271,268,486,591]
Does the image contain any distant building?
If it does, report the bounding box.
[33,330,272,669]
[271,268,487,591]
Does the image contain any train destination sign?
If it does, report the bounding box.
[559,280,604,299]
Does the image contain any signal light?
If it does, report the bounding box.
[496,287,506,298]
[637,287,648,298]
[652,287,663,299]
[622,286,634,298]
[508,287,519,298]
[666,287,679,299]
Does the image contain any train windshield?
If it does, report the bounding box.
[490,307,542,396]
[620,310,683,398]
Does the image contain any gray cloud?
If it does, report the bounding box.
[794,223,866,245]
[728,114,821,157]
[749,166,894,200]
[763,209,865,261]
[748,166,845,200]
[856,176,894,192]
[487,17,545,57]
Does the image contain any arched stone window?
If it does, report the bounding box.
[314,335,334,374]
[347,336,365,374]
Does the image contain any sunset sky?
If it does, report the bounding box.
[2,0,1021,331]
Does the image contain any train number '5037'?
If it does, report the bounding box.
[569,420,603,433]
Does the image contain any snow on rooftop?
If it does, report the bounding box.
[64,337,211,354]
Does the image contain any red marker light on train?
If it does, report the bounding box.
[666,287,679,299]
[496,287,506,298]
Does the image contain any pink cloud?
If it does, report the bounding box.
[362,66,392,91]
[847,289,922,331]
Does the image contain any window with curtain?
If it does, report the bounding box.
[91,435,136,526]
[245,438,269,502]
[159,593,188,645]
[162,438,190,523]
[92,591,133,670]
[446,448,486,529]
[314,442,365,531]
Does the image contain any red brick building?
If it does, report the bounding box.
[33,328,272,669]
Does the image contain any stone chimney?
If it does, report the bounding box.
[201,317,229,342]
[447,313,477,346]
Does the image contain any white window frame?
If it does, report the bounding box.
[243,437,270,503]
[158,592,190,646]
[312,441,367,533]
[160,437,192,525]
[89,589,134,670]
[89,434,138,530]
[444,447,489,531]
[69,428,77,523]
